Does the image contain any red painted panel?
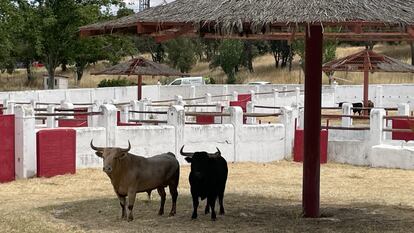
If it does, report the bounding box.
[196,115,215,124]
[58,119,87,128]
[37,129,76,178]
[74,108,88,120]
[0,115,15,183]
[294,129,328,164]
[392,119,414,141]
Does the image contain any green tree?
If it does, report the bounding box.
[134,36,165,62]
[165,38,196,73]
[33,0,124,89]
[0,0,18,73]
[269,41,293,69]
[211,40,244,84]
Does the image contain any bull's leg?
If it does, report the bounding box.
[157,187,166,216]
[127,191,137,222]
[218,192,225,215]
[117,193,127,220]
[204,203,210,214]
[208,196,217,221]
[147,190,152,201]
[168,185,178,216]
[191,195,199,219]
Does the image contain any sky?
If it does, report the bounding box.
[123,0,175,11]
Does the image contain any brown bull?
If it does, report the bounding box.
[91,140,180,221]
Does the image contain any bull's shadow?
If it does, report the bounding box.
[39,193,414,233]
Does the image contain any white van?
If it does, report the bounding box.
[168,77,205,86]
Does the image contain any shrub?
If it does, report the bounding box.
[98,78,132,88]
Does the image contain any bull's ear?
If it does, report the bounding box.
[117,152,128,160]
[184,157,193,163]
[95,151,103,158]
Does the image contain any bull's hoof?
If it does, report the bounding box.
[127,215,134,222]
[169,212,175,217]
[191,213,197,219]
[211,212,216,221]
[158,209,164,216]
[219,209,225,215]
[205,208,210,214]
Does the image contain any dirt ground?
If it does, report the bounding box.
[0,161,413,233]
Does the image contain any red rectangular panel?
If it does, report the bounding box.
[294,129,328,164]
[37,129,76,178]
[0,115,15,183]
[392,119,414,141]
[196,115,215,124]
[58,119,87,128]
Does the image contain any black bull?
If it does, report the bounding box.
[180,146,228,220]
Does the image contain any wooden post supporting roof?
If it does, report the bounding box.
[303,25,323,218]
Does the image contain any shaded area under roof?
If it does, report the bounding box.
[92,57,188,77]
[323,49,414,73]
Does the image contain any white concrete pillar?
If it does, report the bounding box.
[282,86,288,97]
[375,85,383,107]
[214,103,223,124]
[205,93,212,104]
[255,85,260,94]
[46,105,56,128]
[332,82,338,104]
[130,100,139,121]
[30,99,37,109]
[246,101,256,125]
[190,86,196,103]
[342,103,353,127]
[295,87,301,107]
[3,100,14,115]
[64,91,70,102]
[232,91,238,101]
[98,104,117,147]
[249,90,256,104]
[273,88,279,111]
[223,85,229,101]
[229,106,243,162]
[281,106,294,159]
[397,103,410,116]
[87,102,100,127]
[89,89,96,104]
[120,105,129,124]
[60,101,74,119]
[370,108,386,146]
[175,95,184,106]
[137,101,147,120]
[298,107,305,129]
[157,83,161,102]
[167,105,185,163]
[14,105,36,178]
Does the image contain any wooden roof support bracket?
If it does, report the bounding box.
[408,26,414,39]
[351,23,363,34]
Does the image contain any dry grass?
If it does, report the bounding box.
[1,44,413,91]
[0,161,413,233]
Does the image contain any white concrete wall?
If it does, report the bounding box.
[115,125,176,158]
[183,124,235,162]
[328,141,370,166]
[75,127,106,169]
[369,142,414,170]
[1,84,413,108]
[238,124,285,162]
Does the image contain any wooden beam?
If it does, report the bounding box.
[408,27,414,38]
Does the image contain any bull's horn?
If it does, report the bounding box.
[208,147,221,158]
[121,140,131,153]
[180,145,193,157]
[90,140,101,151]
[216,147,221,155]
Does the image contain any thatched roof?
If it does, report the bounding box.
[81,0,414,33]
[92,57,188,77]
[322,49,414,73]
